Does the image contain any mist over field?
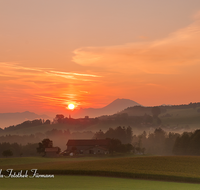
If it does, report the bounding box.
[0,100,200,156]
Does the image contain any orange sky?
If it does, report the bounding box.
[1,0,200,115]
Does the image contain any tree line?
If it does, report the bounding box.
[0,142,39,157]
[94,126,133,144]
[173,130,200,155]
[94,126,184,155]
[2,126,200,156]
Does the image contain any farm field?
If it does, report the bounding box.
[1,155,200,183]
[1,175,200,190]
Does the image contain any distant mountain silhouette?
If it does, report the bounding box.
[70,98,141,118]
[0,99,140,128]
[0,111,49,129]
[102,98,140,112]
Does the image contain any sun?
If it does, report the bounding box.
[68,103,75,110]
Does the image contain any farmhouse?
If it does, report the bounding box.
[45,147,60,157]
[66,139,110,155]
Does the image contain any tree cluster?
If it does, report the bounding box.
[53,114,98,125]
[94,126,181,155]
[37,138,53,155]
[173,130,200,155]
[94,126,133,144]
[107,138,133,153]
[37,138,61,156]
[132,128,179,155]
[0,142,39,157]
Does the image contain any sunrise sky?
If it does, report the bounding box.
[1,0,200,115]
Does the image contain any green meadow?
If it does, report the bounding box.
[1,175,200,190]
[1,156,200,183]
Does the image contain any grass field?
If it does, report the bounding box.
[1,155,200,183]
[1,175,200,190]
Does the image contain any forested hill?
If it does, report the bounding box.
[1,102,200,136]
[118,102,200,116]
[0,102,200,151]
[0,111,50,129]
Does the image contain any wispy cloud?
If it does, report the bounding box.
[0,62,102,111]
[49,71,101,78]
[0,62,101,78]
[0,62,46,72]
[73,16,200,75]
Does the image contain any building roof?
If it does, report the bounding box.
[84,146,109,151]
[45,147,59,152]
[67,139,110,147]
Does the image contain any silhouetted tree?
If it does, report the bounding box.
[2,149,13,157]
[108,139,121,153]
[54,114,65,124]
[115,126,126,143]
[37,138,53,155]
[106,138,133,153]
[105,128,115,139]
[173,130,200,156]
[173,132,191,155]
[164,132,179,155]
[94,130,105,139]
[126,126,133,144]
[44,119,51,125]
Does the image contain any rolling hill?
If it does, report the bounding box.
[0,99,140,129]
[0,111,49,129]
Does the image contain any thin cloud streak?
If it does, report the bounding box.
[0,62,101,79]
[73,17,200,75]
[49,71,101,78]
[0,62,102,111]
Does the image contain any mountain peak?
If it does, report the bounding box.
[64,98,141,118]
[102,98,141,111]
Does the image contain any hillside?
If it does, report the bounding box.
[0,111,50,129]
[1,102,200,136]
[118,103,200,131]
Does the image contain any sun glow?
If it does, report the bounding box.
[68,103,75,110]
